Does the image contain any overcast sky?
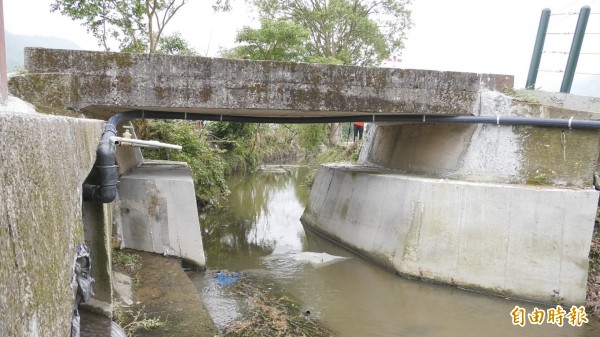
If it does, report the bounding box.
[4,0,600,96]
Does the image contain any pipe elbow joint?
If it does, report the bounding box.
[82,183,118,203]
[82,125,119,203]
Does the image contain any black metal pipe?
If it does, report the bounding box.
[83,110,600,203]
[111,110,600,129]
[82,123,119,203]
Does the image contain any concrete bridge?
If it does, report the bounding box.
[3,48,600,335]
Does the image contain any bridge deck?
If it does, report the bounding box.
[11,48,513,120]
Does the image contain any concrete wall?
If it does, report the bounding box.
[301,164,598,304]
[0,97,103,336]
[82,202,113,313]
[118,161,206,268]
[365,123,599,187]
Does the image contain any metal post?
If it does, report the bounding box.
[560,6,591,93]
[0,0,8,104]
[526,8,551,90]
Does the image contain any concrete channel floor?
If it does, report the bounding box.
[132,252,217,337]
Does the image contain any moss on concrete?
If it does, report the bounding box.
[518,127,600,187]
[8,73,77,117]
[21,48,511,116]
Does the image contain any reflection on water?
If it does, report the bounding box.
[198,167,600,337]
[201,167,309,270]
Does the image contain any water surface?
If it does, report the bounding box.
[194,167,599,337]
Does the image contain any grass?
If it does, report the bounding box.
[303,142,362,187]
[112,250,142,274]
[113,302,167,337]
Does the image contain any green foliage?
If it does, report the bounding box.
[142,120,229,200]
[258,124,302,163]
[318,142,361,164]
[207,122,261,174]
[228,18,310,61]
[297,124,328,151]
[50,0,217,53]
[14,65,28,75]
[252,0,413,66]
[114,303,166,337]
[302,142,361,186]
[157,32,198,56]
[112,250,141,273]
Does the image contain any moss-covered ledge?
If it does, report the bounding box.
[8,73,79,117]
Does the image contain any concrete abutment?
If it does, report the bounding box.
[303,91,600,304]
[302,164,598,304]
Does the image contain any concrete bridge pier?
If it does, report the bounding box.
[302,92,600,305]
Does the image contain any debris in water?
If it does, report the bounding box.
[214,271,242,287]
[219,272,333,337]
[266,251,350,268]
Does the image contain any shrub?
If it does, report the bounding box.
[142,120,229,201]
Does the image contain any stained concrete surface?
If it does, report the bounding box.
[12,48,513,119]
[132,251,217,337]
[302,164,598,305]
[0,96,103,336]
[118,161,206,268]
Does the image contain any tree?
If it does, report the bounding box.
[221,19,331,163]
[228,18,310,61]
[157,32,198,56]
[51,0,230,53]
[143,121,229,200]
[250,0,412,145]
[253,0,413,67]
[51,0,185,52]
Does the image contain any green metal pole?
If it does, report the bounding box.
[525,8,551,90]
[560,6,591,93]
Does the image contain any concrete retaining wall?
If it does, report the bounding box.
[0,97,103,336]
[301,164,598,304]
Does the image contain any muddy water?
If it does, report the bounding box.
[194,167,599,337]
